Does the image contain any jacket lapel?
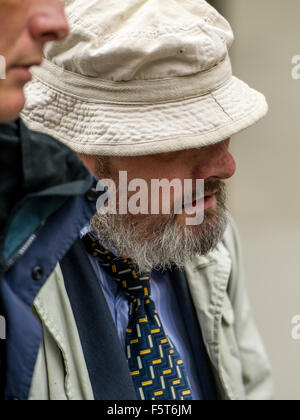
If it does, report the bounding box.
[60,239,137,400]
[184,241,233,399]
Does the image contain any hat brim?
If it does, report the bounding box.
[22,75,267,156]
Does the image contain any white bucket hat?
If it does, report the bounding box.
[22,0,268,156]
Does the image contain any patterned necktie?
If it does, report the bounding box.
[83,232,193,401]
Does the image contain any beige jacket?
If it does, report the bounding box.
[29,217,274,400]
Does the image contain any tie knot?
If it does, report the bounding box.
[83,233,151,299]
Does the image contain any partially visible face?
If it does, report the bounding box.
[0,0,69,123]
[80,139,236,272]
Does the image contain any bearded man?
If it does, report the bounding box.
[22,0,273,400]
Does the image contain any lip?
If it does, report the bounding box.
[184,193,217,213]
[10,66,33,82]
[203,193,216,210]
[9,60,42,82]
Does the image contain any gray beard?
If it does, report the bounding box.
[90,190,228,273]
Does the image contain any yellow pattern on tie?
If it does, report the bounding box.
[83,233,193,400]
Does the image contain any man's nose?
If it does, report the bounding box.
[194,140,236,180]
[28,1,69,43]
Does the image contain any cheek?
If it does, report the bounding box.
[0,15,28,64]
[9,31,32,62]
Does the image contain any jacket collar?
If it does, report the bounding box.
[0,119,93,272]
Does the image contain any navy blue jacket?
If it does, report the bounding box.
[0,119,99,399]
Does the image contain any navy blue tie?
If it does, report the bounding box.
[83,232,193,400]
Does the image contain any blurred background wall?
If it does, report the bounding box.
[208,0,300,400]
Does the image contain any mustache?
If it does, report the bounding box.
[205,179,226,194]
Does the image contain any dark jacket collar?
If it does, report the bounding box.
[0,119,93,272]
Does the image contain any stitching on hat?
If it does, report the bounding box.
[22,95,266,158]
[31,56,232,105]
[97,24,214,42]
[210,92,234,121]
[22,80,265,152]
[32,70,232,106]
[41,55,229,85]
